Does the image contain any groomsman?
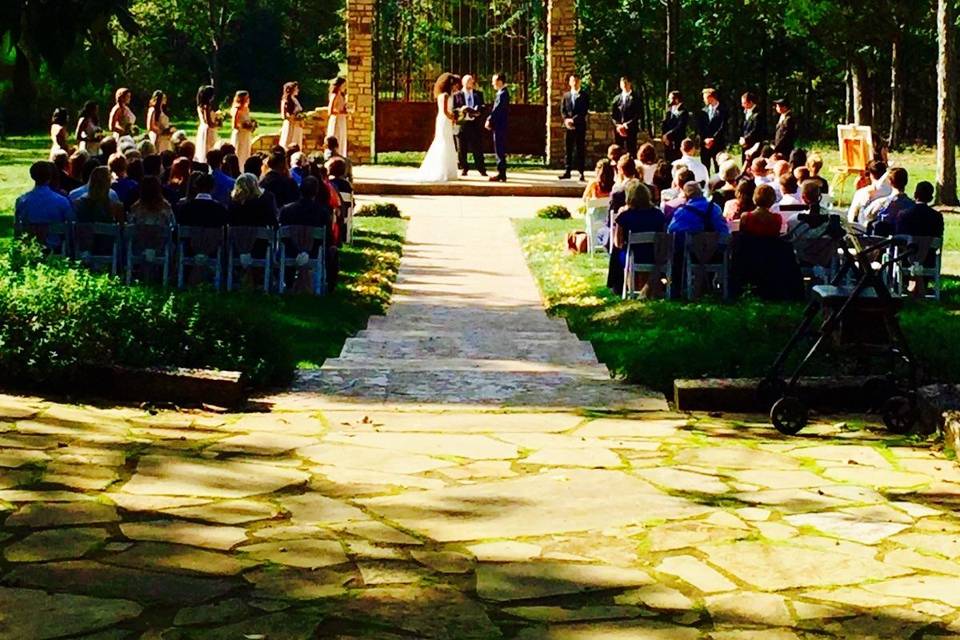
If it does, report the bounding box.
[560,73,589,181]
[697,88,727,173]
[485,74,510,182]
[661,91,689,162]
[453,74,487,176]
[610,77,639,157]
[773,98,798,157]
[739,91,763,164]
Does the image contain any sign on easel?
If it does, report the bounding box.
[837,124,873,171]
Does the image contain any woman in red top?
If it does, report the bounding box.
[739,183,782,237]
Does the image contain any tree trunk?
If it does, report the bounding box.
[851,58,872,126]
[888,30,903,148]
[845,63,854,124]
[936,0,958,205]
[664,0,678,95]
[9,46,36,130]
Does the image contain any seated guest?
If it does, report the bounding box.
[129,175,174,226]
[712,160,739,206]
[228,173,278,227]
[848,160,891,223]
[609,155,640,216]
[260,152,299,207]
[867,167,913,235]
[68,150,89,183]
[206,148,236,206]
[788,148,807,171]
[607,182,666,296]
[650,161,673,203]
[138,139,156,158]
[15,161,73,228]
[220,142,237,158]
[74,166,123,223]
[108,152,139,210]
[607,143,625,166]
[176,172,228,227]
[243,154,264,177]
[70,158,120,204]
[739,184,782,237]
[724,180,756,221]
[897,181,943,239]
[806,153,830,194]
[668,182,730,236]
[752,157,775,188]
[97,137,118,166]
[164,157,192,204]
[290,152,308,186]
[664,169,696,223]
[142,153,162,178]
[672,138,709,187]
[793,166,811,184]
[128,157,144,184]
[583,160,615,200]
[279,176,332,227]
[323,136,353,181]
[222,153,241,179]
[52,150,82,193]
[327,157,353,240]
[772,173,803,219]
[637,143,659,185]
[786,180,829,240]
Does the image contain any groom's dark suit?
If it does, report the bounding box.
[453,88,487,175]
[488,87,509,181]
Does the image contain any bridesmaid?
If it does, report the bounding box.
[75,101,102,156]
[326,77,348,156]
[279,81,304,150]
[146,90,175,153]
[109,88,135,139]
[50,108,71,159]
[194,85,218,162]
[230,90,255,166]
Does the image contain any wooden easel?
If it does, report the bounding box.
[832,125,873,208]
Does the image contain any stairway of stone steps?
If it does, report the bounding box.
[285,202,666,409]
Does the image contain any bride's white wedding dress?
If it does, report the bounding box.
[416,93,459,183]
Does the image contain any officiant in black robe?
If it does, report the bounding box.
[453,75,487,176]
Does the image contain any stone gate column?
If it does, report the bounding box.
[546,0,576,168]
[346,0,375,164]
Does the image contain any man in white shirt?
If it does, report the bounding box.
[672,138,709,187]
[773,173,804,224]
[848,160,892,224]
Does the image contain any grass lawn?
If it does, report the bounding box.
[515,217,960,395]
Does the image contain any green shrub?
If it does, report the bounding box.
[356,202,402,218]
[536,205,572,220]
[0,241,296,390]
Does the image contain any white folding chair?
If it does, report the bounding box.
[340,192,355,244]
[684,232,730,300]
[894,235,942,300]
[276,225,327,295]
[622,231,674,300]
[226,226,275,292]
[584,198,608,254]
[177,226,225,290]
[125,224,173,286]
[73,222,122,275]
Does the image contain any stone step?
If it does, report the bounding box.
[321,356,611,377]
[339,334,598,365]
[366,311,570,333]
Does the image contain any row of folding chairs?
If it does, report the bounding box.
[622,231,943,301]
[15,221,328,295]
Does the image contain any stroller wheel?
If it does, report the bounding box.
[771,397,808,435]
[882,396,916,435]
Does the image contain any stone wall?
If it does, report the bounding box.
[346,0,375,163]
[546,0,576,168]
[250,109,330,157]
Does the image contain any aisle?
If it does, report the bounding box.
[290,195,666,409]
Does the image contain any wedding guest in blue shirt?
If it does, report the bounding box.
[667,181,730,236]
[206,148,236,206]
[15,161,73,227]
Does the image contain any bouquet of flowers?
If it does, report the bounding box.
[244,118,259,132]
[161,124,176,136]
[90,127,104,143]
[213,109,228,128]
[129,124,141,137]
[294,111,307,122]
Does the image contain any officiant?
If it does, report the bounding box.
[453,74,487,177]
[560,72,589,181]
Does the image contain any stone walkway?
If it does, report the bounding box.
[2,196,960,638]
[286,195,663,410]
[0,397,959,638]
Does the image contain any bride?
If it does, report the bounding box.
[416,72,460,183]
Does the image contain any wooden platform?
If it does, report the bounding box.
[352,165,586,198]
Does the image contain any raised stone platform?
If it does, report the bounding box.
[353,165,587,198]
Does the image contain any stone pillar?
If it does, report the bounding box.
[346,0,375,164]
[546,0,576,168]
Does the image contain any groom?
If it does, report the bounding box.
[485,73,509,182]
[453,74,487,177]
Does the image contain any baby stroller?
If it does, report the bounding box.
[758,230,920,435]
